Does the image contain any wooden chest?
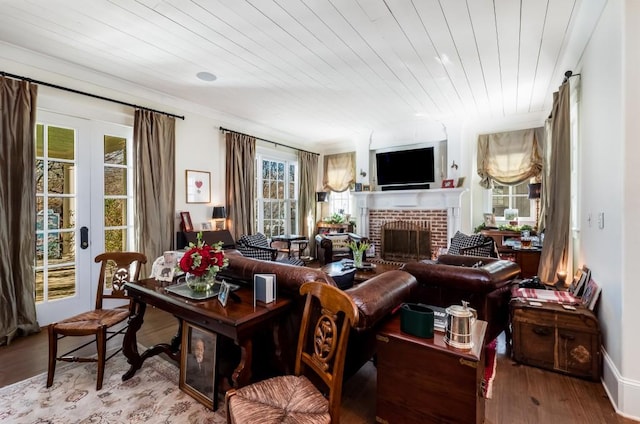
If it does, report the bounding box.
[376,314,487,424]
[510,299,601,380]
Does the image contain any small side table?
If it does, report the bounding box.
[376,314,487,424]
[270,234,308,258]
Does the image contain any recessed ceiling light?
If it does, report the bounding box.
[196,71,217,82]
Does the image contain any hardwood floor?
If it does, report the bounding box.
[1,307,636,424]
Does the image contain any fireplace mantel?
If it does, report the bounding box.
[352,188,467,241]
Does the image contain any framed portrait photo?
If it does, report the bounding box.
[180,211,194,232]
[186,170,211,204]
[218,280,231,307]
[483,213,497,228]
[180,322,218,410]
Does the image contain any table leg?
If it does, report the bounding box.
[231,339,253,388]
[122,300,146,380]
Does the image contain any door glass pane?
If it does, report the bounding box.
[35,271,44,302]
[47,265,77,300]
[36,160,44,192]
[48,197,75,229]
[48,127,75,160]
[105,199,128,226]
[104,167,126,195]
[105,229,128,252]
[47,161,75,194]
[36,124,44,157]
[44,231,75,267]
[104,136,127,165]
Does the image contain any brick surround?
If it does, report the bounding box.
[369,209,448,260]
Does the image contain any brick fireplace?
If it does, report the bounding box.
[353,188,466,260]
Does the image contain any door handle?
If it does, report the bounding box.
[80,226,89,249]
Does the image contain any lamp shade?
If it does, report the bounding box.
[212,206,226,219]
[316,192,329,202]
[528,183,542,199]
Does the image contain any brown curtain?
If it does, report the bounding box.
[0,77,40,345]
[323,152,355,192]
[477,128,543,188]
[298,151,318,256]
[538,83,571,284]
[133,110,175,277]
[225,131,256,240]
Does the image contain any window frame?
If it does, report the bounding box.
[255,147,299,238]
[489,180,536,223]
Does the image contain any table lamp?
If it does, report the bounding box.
[212,206,227,230]
[528,183,542,230]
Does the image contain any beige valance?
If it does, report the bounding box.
[477,128,543,188]
[323,152,355,192]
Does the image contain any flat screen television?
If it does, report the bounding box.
[375,147,435,187]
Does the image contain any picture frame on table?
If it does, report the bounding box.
[218,280,231,307]
[201,222,212,230]
[572,266,591,297]
[362,184,371,191]
[180,322,218,410]
[354,183,363,192]
[456,177,466,187]
[186,169,211,203]
[180,211,194,232]
[581,277,601,311]
[483,213,497,228]
[441,179,455,188]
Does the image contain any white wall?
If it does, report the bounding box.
[579,0,640,418]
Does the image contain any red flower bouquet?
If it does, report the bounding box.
[178,232,228,290]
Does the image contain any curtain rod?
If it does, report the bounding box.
[1,70,185,120]
[219,127,319,156]
[562,70,581,84]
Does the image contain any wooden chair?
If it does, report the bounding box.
[46,251,147,390]
[225,281,359,423]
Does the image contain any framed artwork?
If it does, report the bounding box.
[354,183,363,192]
[573,266,591,297]
[180,322,218,410]
[483,213,497,228]
[456,177,466,187]
[180,211,194,232]
[186,170,211,203]
[441,179,455,188]
[201,222,212,230]
[363,184,371,191]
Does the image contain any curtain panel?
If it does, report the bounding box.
[298,151,318,256]
[225,131,256,241]
[323,152,355,192]
[133,110,176,277]
[538,83,571,283]
[0,77,40,345]
[477,128,543,188]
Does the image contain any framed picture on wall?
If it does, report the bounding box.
[186,170,211,203]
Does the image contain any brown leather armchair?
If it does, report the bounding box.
[315,232,368,265]
[402,254,521,343]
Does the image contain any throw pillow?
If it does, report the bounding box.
[448,231,494,257]
[324,233,350,252]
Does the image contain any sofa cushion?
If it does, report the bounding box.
[448,231,493,257]
[324,233,350,252]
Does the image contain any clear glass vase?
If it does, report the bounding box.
[352,250,364,268]
[186,271,216,292]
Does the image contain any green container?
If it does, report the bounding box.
[400,303,434,339]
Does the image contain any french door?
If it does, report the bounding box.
[35,111,134,325]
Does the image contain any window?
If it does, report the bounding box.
[491,180,533,220]
[329,190,351,216]
[256,153,298,238]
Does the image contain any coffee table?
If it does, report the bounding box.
[122,278,292,403]
[321,259,400,283]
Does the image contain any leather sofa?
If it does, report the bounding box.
[220,250,417,379]
[401,254,521,343]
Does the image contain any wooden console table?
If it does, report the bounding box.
[316,222,353,234]
[481,229,541,278]
[122,278,292,408]
[376,314,487,423]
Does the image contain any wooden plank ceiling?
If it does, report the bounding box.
[0,0,589,147]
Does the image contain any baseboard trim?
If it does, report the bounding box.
[601,345,640,420]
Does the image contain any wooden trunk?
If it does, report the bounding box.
[376,315,486,424]
[511,299,601,380]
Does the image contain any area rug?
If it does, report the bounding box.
[0,353,227,423]
[482,338,498,399]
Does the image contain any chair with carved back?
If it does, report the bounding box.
[225,281,359,423]
[46,251,147,390]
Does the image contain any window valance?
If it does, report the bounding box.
[323,152,355,192]
[477,127,543,189]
